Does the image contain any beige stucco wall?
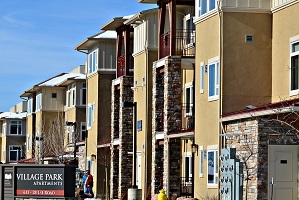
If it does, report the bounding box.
[134,48,157,198]
[195,14,220,198]
[272,3,299,101]
[222,12,272,113]
[26,114,34,159]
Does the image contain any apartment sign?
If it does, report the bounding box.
[15,167,64,196]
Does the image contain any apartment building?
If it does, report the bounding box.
[0,102,27,163]
[19,66,86,168]
[75,30,117,198]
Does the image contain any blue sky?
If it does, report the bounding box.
[0,0,156,112]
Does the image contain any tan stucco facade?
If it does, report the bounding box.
[272,3,299,101]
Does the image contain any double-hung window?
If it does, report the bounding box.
[27,98,33,114]
[10,120,22,135]
[207,149,218,186]
[87,103,95,129]
[185,83,193,116]
[183,153,193,184]
[67,83,76,107]
[9,146,21,162]
[81,122,87,141]
[88,50,98,74]
[196,0,217,18]
[36,93,42,111]
[208,58,219,101]
[81,83,86,105]
[200,62,205,93]
[290,41,299,94]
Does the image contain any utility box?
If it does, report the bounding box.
[0,164,76,199]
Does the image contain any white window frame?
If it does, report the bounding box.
[195,0,217,18]
[10,120,22,135]
[184,82,193,116]
[208,57,219,101]
[67,84,76,107]
[9,145,22,162]
[290,39,299,96]
[200,62,205,93]
[80,122,86,141]
[2,122,6,136]
[199,146,204,177]
[27,98,33,114]
[207,145,218,187]
[88,49,98,74]
[36,93,42,111]
[87,103,95,129]
[183,152,193,185]
[26,135,31,152]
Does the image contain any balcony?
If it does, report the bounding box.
[160,29,195,59]
[117,54,134,77]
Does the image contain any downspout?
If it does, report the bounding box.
[217,0,223,195]
[192,63,195,197]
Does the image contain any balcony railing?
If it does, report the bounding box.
[117,54,134,77]
[160,29,195,58]
[180,177,193,197]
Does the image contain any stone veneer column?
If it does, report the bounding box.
[163,56,182,197]
[118,76,134,199]
[152,56,182,197]
[111,79,120,199]
[152,61,165,196]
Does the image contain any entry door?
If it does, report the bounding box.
[268,145,298,200]
[137,153,142,189]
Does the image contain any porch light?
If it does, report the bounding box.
[191,143,198,154]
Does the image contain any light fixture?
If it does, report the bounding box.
[91,154,96,161]
[191,143,198,154]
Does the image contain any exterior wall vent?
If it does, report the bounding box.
[245,34,254,43]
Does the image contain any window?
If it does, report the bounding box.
[36,93,42,111]
[183,153,193,184]
[81,82,86,105]
[208,59,219,101]
[67,84,76,107]
[87,103,95,129]
[207,149,218,185]
[185,83,193,116]
[2,123,6,136]
[51,93,57,98]
[10,120,22,135]
[196,0,217,18]
[199,146,204,177]
[200,63,205,93]
[81,122,87,141]
[27,98,33,114]
[9,146,22,162]
[184,14,195,45]
[88,50,98,74]
[27,135,31,152]
[290,41,299,93]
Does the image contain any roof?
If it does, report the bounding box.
[124,8,158,25]
[101,14,135,30]
[75,31,117,51]
[20,73,85,97]
[220,98,299,122]
[0,112,27,119]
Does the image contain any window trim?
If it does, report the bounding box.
[195,0,217,18]
[36,93,42,111]
[81,82,87,106]
[9,145,22,162]
[207,145,218,187]
[290,39,299,96]
[88,49,98,74]
[9,120,22,135]
[208,56,219,101]
[183,152,193,185]
[200,62,205,93]
[184,82,193,116]
[199,146,204,177]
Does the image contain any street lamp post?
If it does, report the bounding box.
[66,121,77,167]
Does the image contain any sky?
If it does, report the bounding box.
[0,0,156,112]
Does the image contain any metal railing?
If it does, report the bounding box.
[117,54,134,77]
[180,177,193,197]
[160,29,195,58]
